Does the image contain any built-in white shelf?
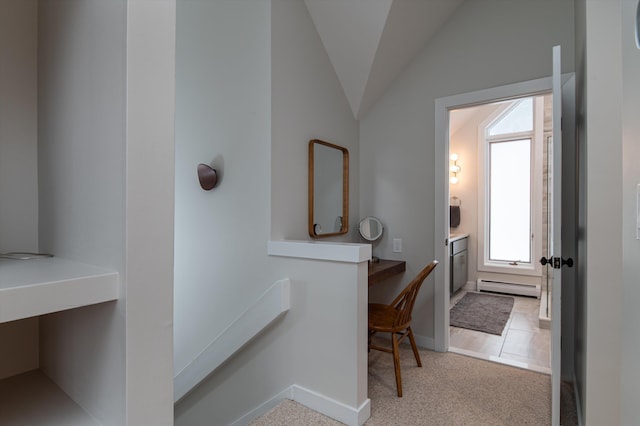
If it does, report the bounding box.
[0,369,99,425]
[268,240,371,263]
[0,257,119,324]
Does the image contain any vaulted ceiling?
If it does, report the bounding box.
[304,0,464,120]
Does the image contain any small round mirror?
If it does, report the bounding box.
[358,216,384,241]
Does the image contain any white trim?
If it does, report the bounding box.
[0,257,119,324]
[476,96,544,277]
[550,44,563,426]
[448,346,551,375]
[173,278,291,402]
[268,240,371,263]
[369,331,435,351]
[412,333,436,351]
[231,385,371,426]
[292,385,371,426]
[229,387,294,426]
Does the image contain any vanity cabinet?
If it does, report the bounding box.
[450,234,469,294]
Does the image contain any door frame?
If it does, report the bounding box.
[433,76,556,353]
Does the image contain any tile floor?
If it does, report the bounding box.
[449,289,551,374]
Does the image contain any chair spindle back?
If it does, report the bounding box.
[390,260,438,327]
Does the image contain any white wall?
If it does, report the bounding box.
[0,0,39,381]
[174,1,361,424]
[173,0,273,382]
[574,0,640,423]
[37,1,127,424]
[36,1,176,424]
[620,0,640,424]
[449,103,497,285]
[360,0,575,342]
[582,1,624,424]
[271,0,359,241]
[125,1,176,423]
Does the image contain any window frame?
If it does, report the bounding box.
[476,97,544,276]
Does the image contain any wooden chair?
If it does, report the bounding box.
[368,260,438,397]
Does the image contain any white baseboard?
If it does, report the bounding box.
[174,278,291,402]
[373,330,435,351]
[232,385,370,426]
[229,387,293,426]
[376,329,436,351]
[292,385,370,426]
[412,332,435,351]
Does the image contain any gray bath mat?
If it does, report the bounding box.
[450,292,514,335]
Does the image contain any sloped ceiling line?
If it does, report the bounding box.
[305,0,465,120]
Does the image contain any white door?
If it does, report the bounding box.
[547,44,567,426]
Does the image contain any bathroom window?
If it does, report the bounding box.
[488,138,531,263]
[477,96,543,275]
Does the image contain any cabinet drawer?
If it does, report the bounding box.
[451,238,467,255]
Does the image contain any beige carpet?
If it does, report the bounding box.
[251,341,554,425]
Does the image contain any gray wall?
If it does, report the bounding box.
[0,0,38,253]
[360,0,575,342]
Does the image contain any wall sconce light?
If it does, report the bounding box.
[450,153,461,184]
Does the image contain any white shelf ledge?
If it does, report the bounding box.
[0,257,119,323]
[268,240,371,263]
[0,369,99,425]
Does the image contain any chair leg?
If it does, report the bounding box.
[407,327,422,367]
[391,333,403,397]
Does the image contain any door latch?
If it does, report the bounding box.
[540,256,574,269]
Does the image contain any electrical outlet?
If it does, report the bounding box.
[393,238,402,253]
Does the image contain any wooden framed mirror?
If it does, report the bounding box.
[309,139,349,238]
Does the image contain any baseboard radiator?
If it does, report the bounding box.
[476,279,540,298]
